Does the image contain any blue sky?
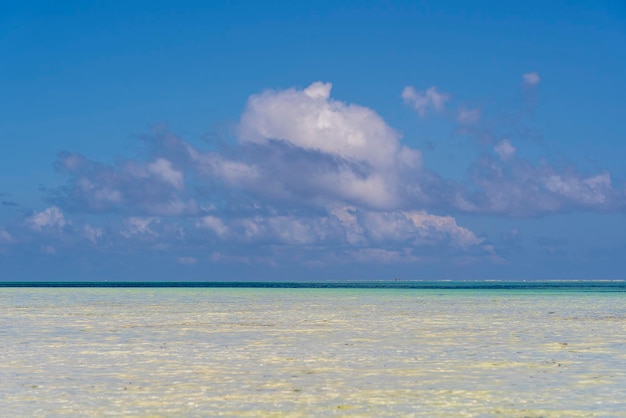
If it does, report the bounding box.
[1,0,625,281]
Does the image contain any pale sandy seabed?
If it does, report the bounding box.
[1,288,625,417]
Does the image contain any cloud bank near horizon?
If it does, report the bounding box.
[2,76,623,268]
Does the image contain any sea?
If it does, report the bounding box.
[1,281,625,417]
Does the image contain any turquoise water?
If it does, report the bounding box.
[1,283,625,416]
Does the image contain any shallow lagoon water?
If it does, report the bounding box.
[1,284,626,416]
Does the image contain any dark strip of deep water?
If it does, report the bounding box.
[0,281,625,291]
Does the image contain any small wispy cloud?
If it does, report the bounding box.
[196,216,229,237]
[343,248,422,264]
[494,139,516,161]
[456,107,481,125]
[177,256,197,265]
[522,72,541,87]
[84,224,103,244]
[121,217,159,238]
[27,207,66,231]
[402,86,449,116]
[0,228,13,243]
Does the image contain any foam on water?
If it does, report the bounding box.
[1,286,625,416]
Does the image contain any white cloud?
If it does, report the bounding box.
[27,207,66,231]
[35,78,626,271]
[344,248,422,264]
[402,86,449,116]
[227,215,332,245]
[176,82,428,213]
[329,205,366,245]
[494,139,516,161]
[523,72,541,86]
[303,81,332,99]
[460,155,618,216]
[147,158,184,190]
[545,172,612,205]
[84,224,103,244]
[55,152,196,216]
[188,207,484,255]
[59,153,87,170]
[0,228,13,243]
[76,178,123,206]
[231,81,427,210]
[239,81,414,170]
[209,252,251,264]
[456,107,481,125]
[196,216,229,237]
[264,216,328,245]
[208,252,277,266]
[148,199,199,217]
[189,151,260,187]
[403,211,483,248]
[315,170,397,209]
[361,210,483,248]
[121,217,159,238]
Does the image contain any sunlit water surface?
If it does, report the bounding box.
[1,285,625,416]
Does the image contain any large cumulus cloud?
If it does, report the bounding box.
[236,81,423,209]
